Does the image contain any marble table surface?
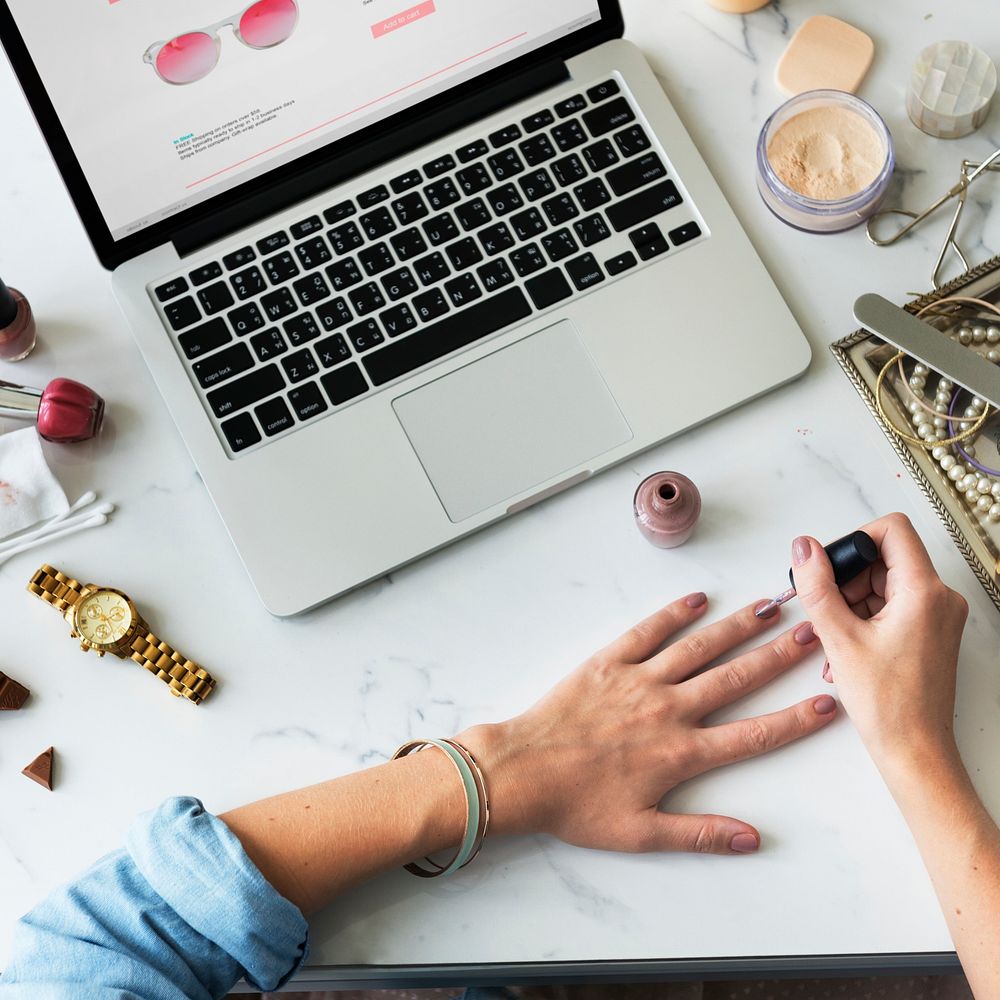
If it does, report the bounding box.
[2,0,1000,988]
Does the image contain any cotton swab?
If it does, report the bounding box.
[0,513,109,567]
[0,493,107,556]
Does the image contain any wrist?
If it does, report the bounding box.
[872,735,971,807]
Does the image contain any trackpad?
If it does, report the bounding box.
[393,320,633,523]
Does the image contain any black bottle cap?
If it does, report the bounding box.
[0,278,17,330]
[789,530,879,589]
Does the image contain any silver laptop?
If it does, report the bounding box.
[1,0,810,615]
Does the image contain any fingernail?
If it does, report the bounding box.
[821,661,830,679]
[730,833,759,854]
[792,536,811,567]
[686,592,708,608]
[754,599,779,619]
[793,622,816,645]
[813,695,837,715]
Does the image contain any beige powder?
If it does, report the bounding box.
[766,105,883,199]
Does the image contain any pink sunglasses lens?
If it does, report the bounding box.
[156,32,218,84]
[240,0,297,48]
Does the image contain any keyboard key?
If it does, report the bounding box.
[477,258,514,292]
[260,287,298,321]
[381,266,418,300]
[349,281,386,316]
[263,251,299,284]
[390,169,422,194]
[583,97,636,138]
[360,206,396,240]
[456,139,489,163]
[316,297,353,331]
[519,134,557,167]
[363,287,531,386]
[294,236,332,270]
[230,265,267,300]
[207,364,284,418]
[488,148,525,181]
[478,222,515,256]
[552,154,587,187]
[283,312,322,346]
[630,222,670,260]
[178,317,231,359]
[414,251,451,286]
[321,362,369,405]
[606,180,682,231]
[198,281,235,315]
[290,215,323,240]
[486,183,524,216]
[358,184,389,208]
[613,124,651,158]
[574,177,612,211]
[446,237,484,271]
[323,200,356,224]
[328,222,364,255]
[607,152,666,197]
[423,213,460,246]
[392,191,429,226]
[255,396,295,437]
[510,207,547,240]
[583,139,620,172]
[424,153,456,178]
[519,168,556,202]
[250,328,287,362]
[221,412,261,453]
[573,213,611,247]
[668,221,702,246]
[489,124,522,147]
[281,347,320,383]
[551,121,587,152]
[525,268,572,309]
[522,109,555,132]
[155,277,188,302]
[379,303,418,338]
[346,319,385,353]
[292,272,331,307]
[325,258,363,291]
[587,79,620,103]
[455,198,492,232]
[555,94,587,118]
[359,241,395,277]
[444,273,482,307]
[164,296,201,331]
[228,301,265,335]
[541,227,579,262]
[542,194,580,226]
[510,243,546,277]
[190,262,222,286]
[194,342,254,389]
[288,381,329,421]
[391,226,429,260]
[424,178,461,211]
[565,252,605,290]
[413,288,450,323]
[256,231,289,254]
[605,250,638,275]
[315,332,351,366]
[456,163,492,196]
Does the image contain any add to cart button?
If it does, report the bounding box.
[371,0,436,38]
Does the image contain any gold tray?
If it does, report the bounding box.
[831,256,1000,613]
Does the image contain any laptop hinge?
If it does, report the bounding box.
[173,57,570,260]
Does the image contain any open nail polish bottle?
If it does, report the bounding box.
[0,278,36,362]
[633,471,702,548]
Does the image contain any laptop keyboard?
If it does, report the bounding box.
[151,77,706,457]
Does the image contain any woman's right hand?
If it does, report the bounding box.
[790,512,969,783]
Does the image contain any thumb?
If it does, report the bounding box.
[628,812,761,855]
[791,535,858,637]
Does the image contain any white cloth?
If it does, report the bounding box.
[0,428,69,541]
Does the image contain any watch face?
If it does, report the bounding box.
[76,590,133,646]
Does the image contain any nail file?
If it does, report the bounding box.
[853,292,1000,408]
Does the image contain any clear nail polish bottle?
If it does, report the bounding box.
[0,279,37,362]
[633,471,702,548]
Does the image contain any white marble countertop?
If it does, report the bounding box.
[2,0,1000,986]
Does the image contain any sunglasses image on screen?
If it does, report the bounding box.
[143,0,299,85]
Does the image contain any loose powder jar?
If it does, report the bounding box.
[756,89,894,233]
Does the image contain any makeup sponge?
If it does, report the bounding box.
[775,15,875,97]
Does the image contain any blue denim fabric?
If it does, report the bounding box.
[0,797,309,999]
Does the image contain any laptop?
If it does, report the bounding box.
[0,0,810,615]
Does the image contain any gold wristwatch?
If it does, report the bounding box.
[27,565,216,705]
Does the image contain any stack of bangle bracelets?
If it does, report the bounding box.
[875,294,1000,525]
[392,737,490,877]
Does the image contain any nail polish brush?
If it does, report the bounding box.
[755,530,879,618]
[0,377,105,443]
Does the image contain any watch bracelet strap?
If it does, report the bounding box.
[129,625,216,705]
[27,564,85,614]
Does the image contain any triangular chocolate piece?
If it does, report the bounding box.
[0,672,30,711]
[22,746,54,790]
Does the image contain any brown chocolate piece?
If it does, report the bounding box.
[0,671,30,711]
[22,746,54,791]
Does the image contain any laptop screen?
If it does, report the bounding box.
[5,0,602,242]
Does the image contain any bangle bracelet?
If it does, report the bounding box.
[442,738,490,869]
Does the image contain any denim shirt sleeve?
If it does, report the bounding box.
[0,797,309,1000]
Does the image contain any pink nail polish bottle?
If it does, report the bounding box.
[633,471,702,548]
[0,278,36,362]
